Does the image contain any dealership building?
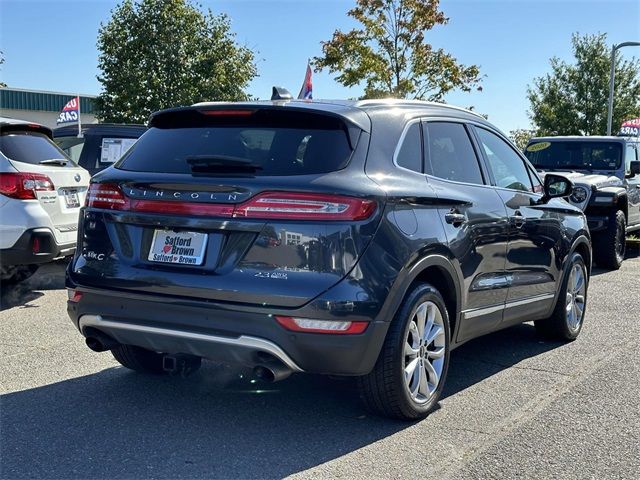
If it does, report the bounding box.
[0,87,97,129]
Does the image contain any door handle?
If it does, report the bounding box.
[509,211,526,228]
[445,210,466,227]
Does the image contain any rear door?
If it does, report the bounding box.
[472,126,560,324]
[0,129,90,243]
[421,120,510,342]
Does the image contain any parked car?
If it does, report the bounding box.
[0,118,90,283]
[54,123,146,176]
[66,99,591,420]
[525,135,640,269]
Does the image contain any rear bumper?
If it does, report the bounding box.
[66,286,389,376]
[0,228,75,266]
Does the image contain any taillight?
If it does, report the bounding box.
[0,172,54,200]
[235,192,376,221]
[86,183,129,209]
[275,316,369,334]
[85,184,376,221]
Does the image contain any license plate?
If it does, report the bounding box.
[63,189,80,208]
[148,230,208,265]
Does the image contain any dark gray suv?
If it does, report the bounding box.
[66,99,591,420]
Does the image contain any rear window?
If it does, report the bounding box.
[117,110,355,176]
[55,136,85,163]
[0,131,72,165]
[525,141,622,170]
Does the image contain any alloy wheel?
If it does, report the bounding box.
[403,301,446,404]
[565,263,587,332]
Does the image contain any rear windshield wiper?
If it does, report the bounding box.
[39,158,69,166]
[186,155,263,173]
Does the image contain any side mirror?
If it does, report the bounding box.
[542,174,573,203]
[630,161,640,176]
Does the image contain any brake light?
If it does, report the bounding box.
[85,184,376,221]
[235,192,376,221]
[199,109,256,116]
[0,172,55,200]
[275,316,369,334]
[86,183,129,209]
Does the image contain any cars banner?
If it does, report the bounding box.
[619,118,640,137]
[57,96,80,125]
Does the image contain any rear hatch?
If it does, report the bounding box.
[0,125,90,244]
[70,105,384,307]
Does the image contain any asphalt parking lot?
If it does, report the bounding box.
[1,245,639,479]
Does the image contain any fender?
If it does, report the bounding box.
[550,233,591,313]
[375,250,463,336]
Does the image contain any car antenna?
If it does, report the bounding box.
[271,86,293,101]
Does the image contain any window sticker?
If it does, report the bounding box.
[526,142,551,152]
[100,138,138,163]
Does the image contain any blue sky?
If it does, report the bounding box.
[1,0,638,132]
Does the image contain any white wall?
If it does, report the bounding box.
[0,109,98,129]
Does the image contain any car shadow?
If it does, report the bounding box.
[0,261,67,311]
[0,323,563,479]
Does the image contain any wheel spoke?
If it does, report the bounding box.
[410,362,421,398]
[423,304,435,342]
[404,340,419,358]
[427,345,445,359]
[574,270,584,293]
[415,303,427,339]
[426,324,443,345]
[424,359,439,390]
[418,364,430,397]
[404,357,419,388]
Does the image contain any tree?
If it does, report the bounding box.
[528,33,640,136]
[96,0,257,123]
[313,0,482,100]
[509,128,535,151]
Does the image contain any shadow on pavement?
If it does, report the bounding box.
[0,261,67,311]
[0,323,563,479]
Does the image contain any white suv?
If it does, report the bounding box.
[0,118,90,283]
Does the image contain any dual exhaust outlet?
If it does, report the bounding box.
[84,330,292,382]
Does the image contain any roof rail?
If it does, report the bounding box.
[354,99,486,119]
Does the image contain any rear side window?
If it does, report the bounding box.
[424,122,484,185]
[0,131,70,165]
[117,110,355,176]
[395,122,422,173]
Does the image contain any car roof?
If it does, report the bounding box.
[0,117,53,138]
[53,123,147,137]
[155,98,488,133]
[529,135,629,143]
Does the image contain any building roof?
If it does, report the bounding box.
[0,87,96,114]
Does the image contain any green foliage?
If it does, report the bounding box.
[509,128,536,151]
[313,0,482,100]
[528,33,640,136]
[96,0,257,123]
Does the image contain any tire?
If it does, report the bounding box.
[357,283,451,420]
[535,252,588,341]
[111,345,166,374]
[592,210,626,270]
[0,265,39,285]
